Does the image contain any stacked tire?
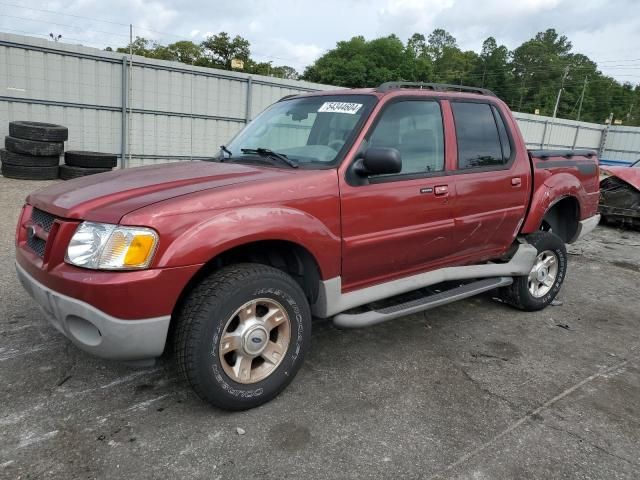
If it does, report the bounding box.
[1,121,67,180]
[60,151,117,180]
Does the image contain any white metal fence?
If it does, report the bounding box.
[1,32,639,167]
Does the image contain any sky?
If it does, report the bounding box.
[1,0,639,84]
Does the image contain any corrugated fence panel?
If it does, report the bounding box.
[1,32,640,168]
[2,42,122,107]
[604,127,640,162]
[513,112,605,150]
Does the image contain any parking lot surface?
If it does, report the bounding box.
[1,176,639,479]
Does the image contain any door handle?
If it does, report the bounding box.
[434,185,449,196]
[511,177,522,187]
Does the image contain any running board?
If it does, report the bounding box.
[333,277,513,328]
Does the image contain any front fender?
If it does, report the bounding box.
[150,206,341,279]
[521,172,587,233]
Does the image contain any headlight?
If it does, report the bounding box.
[66,222,158,270]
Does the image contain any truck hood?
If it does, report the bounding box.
[27,161,285,223]
[600,167,640,191]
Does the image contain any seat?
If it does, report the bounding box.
[399,129,438,173]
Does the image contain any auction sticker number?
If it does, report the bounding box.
[318,102,363,114]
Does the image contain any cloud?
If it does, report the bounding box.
[1,0,639,81]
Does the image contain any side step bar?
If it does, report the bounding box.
[333,277,513,328]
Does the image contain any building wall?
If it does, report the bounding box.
[1,32,638,167]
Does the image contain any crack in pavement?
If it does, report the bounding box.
[459,367,521,411]
[543,422,640,467]
[427,350,639,480]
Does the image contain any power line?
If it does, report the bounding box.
[0,26,103,47]
[0,13,130,39]
[2,2,640,81]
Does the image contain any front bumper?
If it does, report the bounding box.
[16,261,170,361]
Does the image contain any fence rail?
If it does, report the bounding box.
[1,32,638,167]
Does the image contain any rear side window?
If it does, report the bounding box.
[452,102,505,169]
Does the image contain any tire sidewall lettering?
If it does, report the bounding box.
[205,283,305,399]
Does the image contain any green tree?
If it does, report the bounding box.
[116,36,155,56]
[511,29,573,114]
[153,41,203,64]
[200,32,250,69]
[427,28,457,61]
[471,37,511,98]
[301,35,413,87]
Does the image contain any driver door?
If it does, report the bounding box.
[339,99,457,291]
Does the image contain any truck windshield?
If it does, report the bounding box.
[219,94,376,168]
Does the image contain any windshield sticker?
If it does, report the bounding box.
[318,102,363,115]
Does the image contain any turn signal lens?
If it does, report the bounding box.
[124,234,156,266]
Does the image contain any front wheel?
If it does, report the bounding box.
[174,263,311,410]
[500,231,568,311]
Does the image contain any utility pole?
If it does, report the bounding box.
[551,66,570,121]
[518,68,526,111]
[576,76,588,122]
[545,65,570,148]
[127,24,133,169]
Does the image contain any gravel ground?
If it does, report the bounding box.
[1,176,639,480]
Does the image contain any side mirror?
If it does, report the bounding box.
[355,147,402,176]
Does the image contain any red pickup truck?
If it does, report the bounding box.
[15,82,600,410]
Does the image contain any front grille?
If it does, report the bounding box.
[27,208,57,258]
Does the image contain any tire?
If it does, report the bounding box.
[1,162,59,180]
[0,148,60,167]
[9,121,68,142]
[174,263,312,411]
[59,164,112,180]
[65,151,117,168]
[499,231,567,311]
[5,136,64,156]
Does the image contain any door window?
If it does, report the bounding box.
[366,101,445,175]
[452,102,507,169]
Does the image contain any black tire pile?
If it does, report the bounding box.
[60,151,117,180]
[1,121,67,180]
[1,121,118,181]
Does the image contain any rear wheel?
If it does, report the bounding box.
[500,231,567,311]
[174,263,311,410]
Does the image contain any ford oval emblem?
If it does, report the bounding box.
[27,225,36,239]
[251,337,262,344]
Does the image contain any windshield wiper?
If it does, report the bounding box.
[240,148,298,168]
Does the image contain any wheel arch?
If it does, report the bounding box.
[521,172,586,243]
[539,195,581,243]
[167,239,323,349]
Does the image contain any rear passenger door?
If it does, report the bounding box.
[449,101,530,260]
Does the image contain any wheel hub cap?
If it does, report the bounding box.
[218,298,291,384]
[243,326,268,355]
[528,250,559,298]
[537,267,548,282]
